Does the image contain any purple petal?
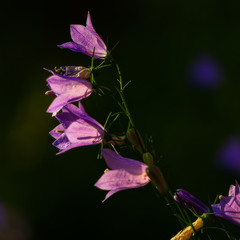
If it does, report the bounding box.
[212,181,240,226]
[58,41,85,53]
[53,133,70,151]
[85,12,103,42]
[70,25,96,47]
[49,124,65,139]
[65,120,104,146]
[47,94,74,116]
[86,12,95,33]
[95,169,148,190]
[95,168,149,201]
[56,142,84,155]
[58,12,107,58]
[228,183,239,197]
[47,73,92,95]
[56,111,79,129]
[70,25,106,58]
[61,103,104,131]
[101,149,148,174]
[62,103,86,116]
[46,73,92,115]
[103,188,128,202]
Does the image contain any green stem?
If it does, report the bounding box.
[115,64,135,128]
[115,87,135,128]
[105,53,135,128]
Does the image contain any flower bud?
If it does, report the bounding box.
[143,152,154,165]
[55,66,90,79]
[146,165,168,195]
[126,128,145,154]
[174,189,209,215]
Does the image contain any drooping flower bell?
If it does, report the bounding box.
[50,103,104,154]
[45,69,92,116]
[212,181,240,226]
[59,12,107,58]
[174,189,210,215]
[95,149,150,201]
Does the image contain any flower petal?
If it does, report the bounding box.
[49,124,65,139]
[86,12,97,36]
[95,168,149,201]
[65,120,104,146]
[212,181,240,226]
[58,41,85,53]
[46,73,92,115]
[101,149,148,174]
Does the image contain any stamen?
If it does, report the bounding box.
[45,90,55,95]
[56,129,65,133]
[54,66,61,73]
[104,168,109,173]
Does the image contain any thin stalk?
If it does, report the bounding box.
[115,87,135,128]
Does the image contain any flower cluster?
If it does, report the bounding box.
[45,12,240,239]
[174,182,240,227]
[45,12,156,201]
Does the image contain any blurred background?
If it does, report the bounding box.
[1,0,240,239]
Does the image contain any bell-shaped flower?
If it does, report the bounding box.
[50,103,104,154]
[95,149,150,202]
[45,69,92,116]
[174,189,210,215]
[212,181,240,226]
[59,12,107,58]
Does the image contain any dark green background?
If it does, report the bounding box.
[2,0,240,239]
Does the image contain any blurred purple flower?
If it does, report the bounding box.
[187,54,223,89]
[59,12,107,58]
[50,103,104,154]
[174,189,210,215]
[95,149,150,202]
[212,181,240,226]
[217,136,240,174]
[45,69,92,116]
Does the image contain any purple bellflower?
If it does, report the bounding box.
[212,181,240,226]
[45,69,92,116]
[95,149,150,202]
[174,189,210,215]
[59,12,107,58]
[50,103,104,154]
